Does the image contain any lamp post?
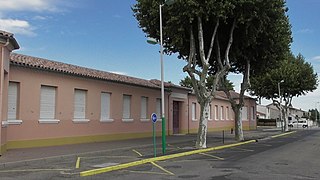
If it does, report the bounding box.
[316,102,320,126]
[147,0,175,155]
[278,80,284,131]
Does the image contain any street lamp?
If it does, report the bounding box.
[316,102,320,126]
[147,0,175,155]
[278,80,284,131]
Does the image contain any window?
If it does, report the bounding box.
[215,105,219,120]
[123,95,132,121]
[208,104,212,120]
[226,106,229,120]
[220,106,224,120]
[156,98,161,119]
[73,89,88,122]
[241,106,248,120]
[251,106,255,121]
[141,96,148,121]
[39,86,58,123]
[101,92,112,122]
[7,82,21,124]
[192,103,197,121]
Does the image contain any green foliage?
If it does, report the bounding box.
[133,0,291,76]
[180,76,234,90]
[250,53,318,100]
[308,109,319,121]
[179,76,193,88]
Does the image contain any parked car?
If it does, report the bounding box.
[288,120,308,128]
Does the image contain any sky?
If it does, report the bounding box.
[0,0,319,111]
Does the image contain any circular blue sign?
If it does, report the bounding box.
[151,113,157,123]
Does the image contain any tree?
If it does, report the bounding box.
[133,0,291,147]
[219,0,292,140]
[180,76,234,91]
[250,53,318,131]
[308,109,319,121]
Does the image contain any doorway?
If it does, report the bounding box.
[173,101,180,134]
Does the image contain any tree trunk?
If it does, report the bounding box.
[234,107,244,141]
[283,108,289,132]
[195,102,209,148]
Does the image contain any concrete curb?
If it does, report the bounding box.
[271,131,296,138]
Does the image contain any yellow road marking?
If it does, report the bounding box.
[199,153,224,160]
[151,162,175,175]
[123,170,169,176]
[271,131,296,138]
[80,139,256,177]
[230,147,254,152]
[0,169,72,173]
[80,155,136,159]
[75,157,81,169]
[132,149,143,157]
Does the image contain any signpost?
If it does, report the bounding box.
[151,113,157,157]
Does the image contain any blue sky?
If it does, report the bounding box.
[0,0,319,111]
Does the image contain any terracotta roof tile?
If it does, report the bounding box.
[10,53,160,89]
[0,30,14,37]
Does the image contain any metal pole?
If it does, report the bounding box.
[153,122,156,157]
[159,4,166,155]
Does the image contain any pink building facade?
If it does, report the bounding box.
[0,31,256,154]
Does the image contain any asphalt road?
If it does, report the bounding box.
[99,129,320,180]
[0,129,319,180]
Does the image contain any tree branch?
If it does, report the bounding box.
[206,19,219,62]
[224,19,236,68]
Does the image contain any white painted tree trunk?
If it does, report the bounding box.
[283,108,289,132]
[195,102,209,148]
[234,107,244,141]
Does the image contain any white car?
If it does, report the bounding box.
[288,120,308,128]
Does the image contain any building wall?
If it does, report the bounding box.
[187,95,256,133]
[1,64,257,151]
[0,46,11,153]
[6,66,168,149]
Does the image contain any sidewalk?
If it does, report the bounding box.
[0,127,283,165]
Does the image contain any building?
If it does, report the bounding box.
[0,31,256,154]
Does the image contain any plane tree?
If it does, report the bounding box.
[250,53,318,131]
[133,0,291,147]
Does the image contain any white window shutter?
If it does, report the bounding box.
[141,97,147,119]
[192,103,196,120]
[101,92,111,120]
[8,82,18,120]
[74,90,86,119]
[156,98,161,118]
[241,107,248,120]
[40,86,56,119]
[123,95,131,119]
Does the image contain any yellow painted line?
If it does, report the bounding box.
[230,147,254,152]
[0,169,72,173]
[80,155,136,159]
[80,139,256,177]
[151,162,175,176]
[132,149,143,157]
[199,153,224,160]
[271,131,296,138]
[75,157,81,169]
[123,170,169,176]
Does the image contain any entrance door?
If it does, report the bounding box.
[173,101,180,134]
